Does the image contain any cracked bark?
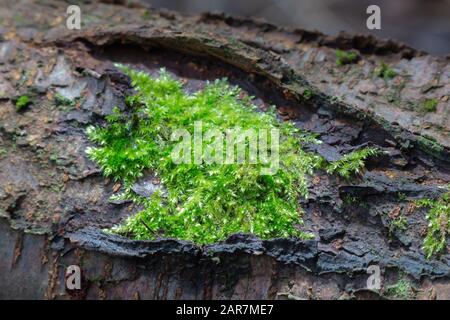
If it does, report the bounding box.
[0,0,449,299]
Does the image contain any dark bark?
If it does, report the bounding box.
[0,0,449,299]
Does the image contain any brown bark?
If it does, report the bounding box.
[0,0,449,299]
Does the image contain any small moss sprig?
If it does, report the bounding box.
[375,61,396,80]
[416,191,450,259]
[54,93,76,111]
[389,215,408,234]
[15,95,31,111]
[420,98,438,113]
[302,88,313,100]
[335,49,358,66]
[385,278,413,299]
[326,147,380,179]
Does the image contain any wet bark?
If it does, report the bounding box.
[0,0,449,299]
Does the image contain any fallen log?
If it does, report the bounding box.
[0,0,449,300]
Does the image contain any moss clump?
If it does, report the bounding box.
[15,95,31,111]
[419,98,438,113]
[87,66,325,243]
[375,61,397,81]
[389,215,408,233]
[54,93,75,108]
[416,135,444,159]
[416,191,450,259]
[335,49,358,66]
[385,278,413,299]
[0,147,7,159]
[397,192,407,202]
[341,194,368,209]
[375,61,396,80]
[87,66,379,244]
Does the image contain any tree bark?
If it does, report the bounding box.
[0,0,449,299]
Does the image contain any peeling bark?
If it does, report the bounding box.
[0,0,449,299]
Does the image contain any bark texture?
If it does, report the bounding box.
[0,0,449,299]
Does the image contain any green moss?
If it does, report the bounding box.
[87,66,379,244]
[53,93,80,112]
[385,278,413,299]
[419,98,438,113]
[49,152,58,163]
[375,61,396,80]
[389,215,408,233]
[341,194,368,209]
[416,135,444,159]
[342,194,359,206]
[0,147,7,159]
[15,95,31,111]
[88,67,325,243]
[326,147,380,180]
[416,191,450,259]
[335,50,358,66]
[397,192,407,202]
[385,81,405,106]
[302,88,313,100]
[141,9,153,20]
[54,93,74,107]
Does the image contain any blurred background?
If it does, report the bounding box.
[144,0,450,55]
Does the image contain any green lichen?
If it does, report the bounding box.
[87,66,379,244]
[15,95,31,111]
[416,191,450,259]
[335,49,358,66]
